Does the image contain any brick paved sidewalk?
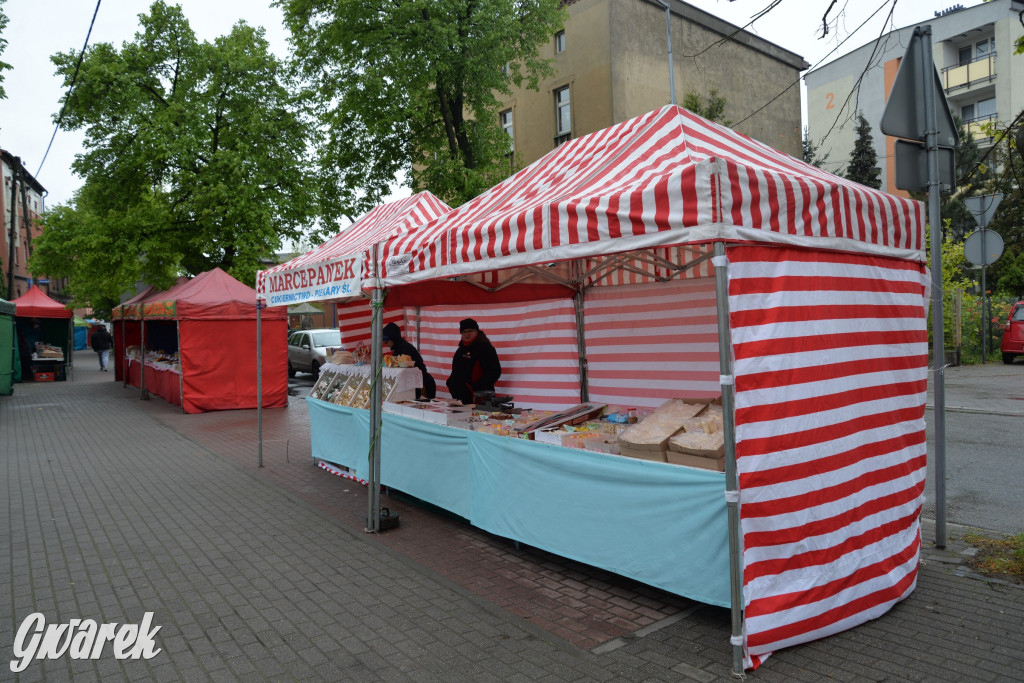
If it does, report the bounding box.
[2,358,1022,681]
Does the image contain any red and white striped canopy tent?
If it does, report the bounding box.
[380,105,923,285]
[256,191,452,307]
[375,105,929,670]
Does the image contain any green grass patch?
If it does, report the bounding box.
[963,531,1024,584]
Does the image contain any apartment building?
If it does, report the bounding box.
[1,149,51,300]
[805,0,1024,196]
[496,0,809,169]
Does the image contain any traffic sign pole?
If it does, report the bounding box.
[921,26,948,549]
[982,230,987,362]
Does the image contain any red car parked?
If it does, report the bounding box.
[1002,301,1024,364]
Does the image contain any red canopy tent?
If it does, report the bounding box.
[10,286,74,381]
[113,269,287,413]
[10,285,73,319]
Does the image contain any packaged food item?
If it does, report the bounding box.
[667,430,725,458]
[618,399,707,451]
[331,350,354,364]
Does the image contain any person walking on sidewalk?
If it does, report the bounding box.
[91,326,113,372]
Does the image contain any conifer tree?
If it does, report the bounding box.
[845,113,881,189]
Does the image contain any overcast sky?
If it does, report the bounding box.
[0,0,948,211]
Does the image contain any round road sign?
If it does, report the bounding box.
[963,229,1004,266]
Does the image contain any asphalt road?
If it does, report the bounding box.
[924,410,1021,534]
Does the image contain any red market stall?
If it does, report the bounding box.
[111,285,154,383]
[10,286,74,381]
[113,269,288,413]
[369,105,928,671]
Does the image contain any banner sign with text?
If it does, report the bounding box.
[262,254,364,307]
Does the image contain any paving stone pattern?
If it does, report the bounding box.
[1,357,1022,681]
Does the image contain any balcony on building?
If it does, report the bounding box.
[943,52,996,93]
[942,31,996,95]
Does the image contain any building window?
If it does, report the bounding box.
[977,97,996,119]
[976,38,993,59]
[555,30,565,54]
[958,46,972,66]
[500,109,514,152]
[961,103,975,121]
[554,86,571,145]
[501,62,509,76]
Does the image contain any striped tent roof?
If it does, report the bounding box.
[381,105,924,285]
[257,191,451,306]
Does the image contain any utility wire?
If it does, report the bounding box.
[814,0,898,146]
[733,0,895,130]
[35,0,102,179]
[680,0,783,61]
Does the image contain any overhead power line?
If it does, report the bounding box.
[35,0,103,179]
[733,0,896,131]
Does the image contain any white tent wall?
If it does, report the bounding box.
[583,277,721,409]
[726,244,929,667]
[333,266,723,412]
[411,300,581,410]
[335,299,406,349]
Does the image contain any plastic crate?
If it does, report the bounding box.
[33,372,55,382]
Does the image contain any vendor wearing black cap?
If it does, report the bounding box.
[382,322,436,399]
[446,318,502,405]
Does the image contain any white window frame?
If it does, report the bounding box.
[555,87,571,137]
[555,30,565,54]
[500,109,514,152]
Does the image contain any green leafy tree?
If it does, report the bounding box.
[277,0,566,208]
[30,1,318,311]
[995,247,1024,297]
[0,0,10,101]
[845,113,881,189]
[943,116,990,242]
[975,117,1024,291]
[683,89,731,126]
[802,126,828,168]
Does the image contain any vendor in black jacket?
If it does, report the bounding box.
[382,322,436,399]
[446,318,501,405]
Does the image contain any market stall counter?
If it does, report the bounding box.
[308,374,731,607]
[125,348,182,406]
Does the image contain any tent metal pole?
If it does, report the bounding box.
[177,320,185,414]
[67,319,73,381]
[257,301,263,466]
[140,318,149,400]
[122,319,128,388]
[366,247,384,532]
[713,241,744,675]
[571,262,589,403]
